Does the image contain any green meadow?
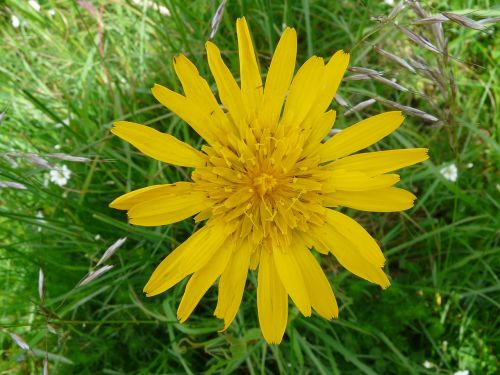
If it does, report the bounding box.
[0,0,498,374]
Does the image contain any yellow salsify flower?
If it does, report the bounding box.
[110,17,428,344]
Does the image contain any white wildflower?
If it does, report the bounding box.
[29,0,41,12]
[384,0,395,5]
[12,15,20,28]
[54,144,61,150]
[423,360,433,369]
[48,9,56,17]
[95,234,102,241]
[453,371,469,375]
[466,162,473,168]
[49,164,71,187]
[440,163,458,182]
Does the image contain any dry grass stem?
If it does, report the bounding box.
[372,75,409,92]
[334,94,348,107]
[46,153,91,163]
[349,66,382,75]
[96,237,127,267]
[343,74,372,81]
[374,46,416,73]
[412,15,448,25]
[397,26,441,53]
[442,12,486,30]
[210,1,227,39]
[0,181,27,189]
[76,265,114,288]
[39,268,45,303]
[344,99,376,116]
[378,98,439,121]
[9,332,30,351]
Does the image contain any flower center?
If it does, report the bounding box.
[253,173,277,197]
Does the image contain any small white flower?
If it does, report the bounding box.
[48,9,56,17]
[423,360,433,369]
[453,371,469,375]
[29,0,41,12]
[49,164,72,187]
[384,0,395,5]
[440,163,458,182]
[466,162,473,169]
[54,144,61,150]
[12,15,20,28]
[95,234,102,241]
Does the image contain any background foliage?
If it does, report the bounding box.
[0,0,498,374]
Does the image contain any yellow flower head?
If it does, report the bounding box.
[110,17,428,344]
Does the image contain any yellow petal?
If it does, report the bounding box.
[151,84,215,143]
[302,110,336,156]
[281,56,325,128]
[205,41,247,126]
[328,148,429,176]
[320,111,405,162]
[173,54,234,137]
[325,210,385,267]
[324,187,417,212]
[310,50,350,115]
[260,27,297,129]
[236,17,263,116]
[128,191,211,227]
[214,241,251,330]
[292,242,338,319]
[323,170,400,192]
[257,250,288,344]
[273,247,311,317]
[314,225,390,288]
[144,224,229,297]
[109,183,193,210]
[177,239,233,323]
[111,121,206,167]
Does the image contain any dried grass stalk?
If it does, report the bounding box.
[442,12,486,30]
[76,265,114,288]
[374,46,416,73]
[0,181,27,190]
[26,153,52,169]
[46,153,91,163]
[39,268,45,303]
[372,75,409,92]
[344,99,376,116]
[210,0,227,39]
[349,66,382,75]
[96,237,127,267]
[9,332,30,350]
[397,26,441,53]
[477,17,500,25]
[334,94,348,107]
[378,98,439,121]
[412,15,448,25]
[343,74,372,81]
